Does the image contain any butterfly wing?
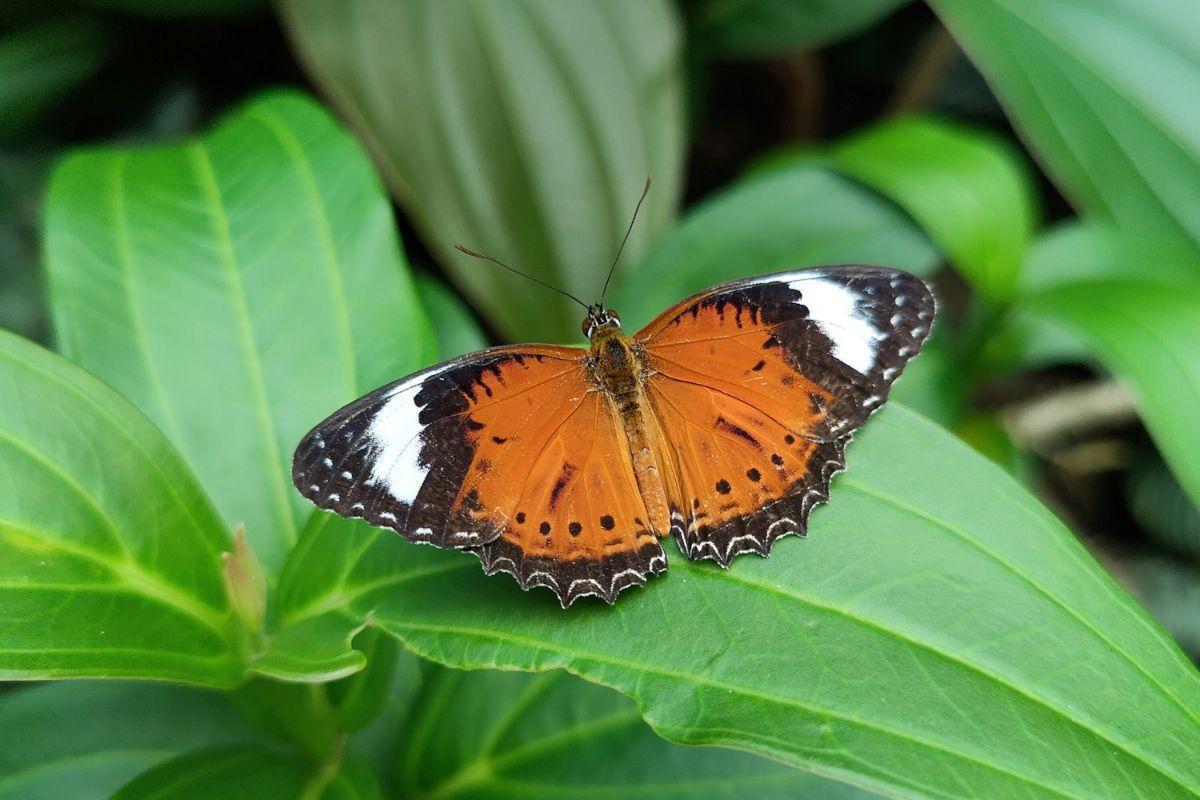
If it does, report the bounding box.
[475,387,666,606]
[636,265,935,565]
[292,344,665,607]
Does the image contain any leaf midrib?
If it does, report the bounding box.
[245,106,358,398]
[187,141,297,548]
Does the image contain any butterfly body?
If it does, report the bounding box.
[293,266,935,607]
[585,312,673,542]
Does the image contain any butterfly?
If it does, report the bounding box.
[292,262,934,607]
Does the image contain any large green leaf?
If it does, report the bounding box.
[1021,221,1200,293]
[0,16,113,141]
[0,682,262,800]
[930,0,1200,258]
[274,404,1200,799]
[1019,280,1200,512]
[279,0,685,341]
[400,666,879,799]
[692,0,909,58]
[0,332,245,685]
[609,164,939,330]
[109,746,381,800]
[828,116,1036,302]
[44,90,436,577]
[994,221,1200,369]
[413,271,490,360]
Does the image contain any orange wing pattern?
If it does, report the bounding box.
[292,344,664,606]
[475,388,666,605]
[637,266,934,564]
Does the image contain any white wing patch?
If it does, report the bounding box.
[744,271,885,374]
[791,277,884,373]
[364,382,428,504]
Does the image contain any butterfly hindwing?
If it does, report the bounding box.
[476,388,667,606]
[636,266,934,564]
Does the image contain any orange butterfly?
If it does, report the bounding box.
[293,262,933,607]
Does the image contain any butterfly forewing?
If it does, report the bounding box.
[293,345,584,549]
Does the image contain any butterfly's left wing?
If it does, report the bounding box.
[292,344,665,607]
[636,265,934,565]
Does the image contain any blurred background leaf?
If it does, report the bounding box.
[609,163,939,327]
[1126,449,1200,561]
[107,746,373,800]
[827,115,1035,302]
[413,272,489,360]
[43,90,435,577]
[690,0,910,58]
[0,682,263,800]
[931,0,1200,259]
[0,16,114,143]
[279,0,685,341]
[1020,281,1200,512]
[75,0,267,16]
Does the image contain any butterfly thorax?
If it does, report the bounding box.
[588,322,642,401]
[586,311,673,537]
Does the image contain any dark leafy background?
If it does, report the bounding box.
[1,1,1199,798]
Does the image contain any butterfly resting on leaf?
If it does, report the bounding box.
[292,185,935,608]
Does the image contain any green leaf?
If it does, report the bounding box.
[0,17,113,141]
[260,512,404,681]
[886,328,963,428]
[0,331,246,685]
[1020,280,1200,513]
[930,0,1200,257]
[994,221,1200,369]
[1124,558,1200,662]
[609,164,939,330]
[1126,449,1200,559]
[414,272,490,360]
[44,90,436,578]
[0,682,262,800]
[231,679,341,762]
[326,627,401,732]
[279,0,686,342]
[692,0,909,58]
[275,404,1200,799]
[400,666,879,799]
[828,116,1036,302]
[1021,221,1200,293]
[109,747,309,799]
[74,0,265,16]
[110,746,382,800]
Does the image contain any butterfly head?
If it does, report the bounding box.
[583,304,622,340]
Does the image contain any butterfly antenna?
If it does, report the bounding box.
[599,173,653,307]
[453,244,590,311]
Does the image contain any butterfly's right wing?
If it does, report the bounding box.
[635,266,935,565]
